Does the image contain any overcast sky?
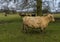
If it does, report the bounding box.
[42,0,60,12]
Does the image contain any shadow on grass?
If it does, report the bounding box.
[22,29,60,35]
[22,29,47,35]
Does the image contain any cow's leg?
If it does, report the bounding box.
[41,27,46,33]
[23,23,25,30]
[41,28,43,32]
[22,23,25,32]
[40,27,44,32]
[23,23,28,33]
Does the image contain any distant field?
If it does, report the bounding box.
[0,13,21,23]
[54,14,60,18]
[0,13,60,42]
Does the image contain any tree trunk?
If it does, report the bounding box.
[37,0,42,16]
[23,0,28,6]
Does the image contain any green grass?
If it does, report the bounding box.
[54,14,60,18]
[0,14,22,23]
[0,14,60,42]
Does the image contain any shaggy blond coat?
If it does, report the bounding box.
[23,14,55,31]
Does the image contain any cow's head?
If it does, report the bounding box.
[47,14,55,22]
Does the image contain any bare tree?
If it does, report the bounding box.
[21,0,28,9]
[37,0,42,16]
[24,0,28,6]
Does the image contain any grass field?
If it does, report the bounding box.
[0,13,60,42]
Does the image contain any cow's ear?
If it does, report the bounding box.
[49,15,53,20]
[48,15,52,19]
[50,16,52,18]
